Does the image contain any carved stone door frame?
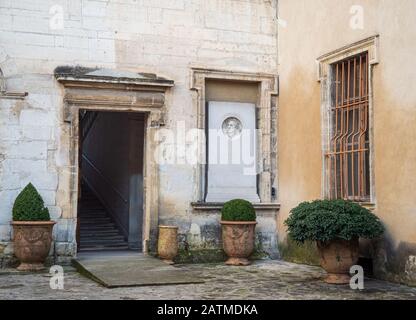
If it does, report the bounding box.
[55,68,174,253]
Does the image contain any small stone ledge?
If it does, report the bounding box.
[360,202,376,211]
[191,202,280,217]
[191,202,280,211]
[0,91,27,100]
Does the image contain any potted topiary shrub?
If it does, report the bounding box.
[221,199,257,266]
[285,199,384,284]
[11,183,55,271]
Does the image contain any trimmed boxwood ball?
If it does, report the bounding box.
[13,183,50,221]
[221,199,256,221]
[284,199,384,244]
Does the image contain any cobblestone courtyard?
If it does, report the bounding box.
[1,260,416,300]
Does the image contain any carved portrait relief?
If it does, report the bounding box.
[222,117,242,138]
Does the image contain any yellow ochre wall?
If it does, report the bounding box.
[278,0,416,285]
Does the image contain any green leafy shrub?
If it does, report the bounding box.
[12,183,50,221]
[221,199,256,221]
[284,199,384,243]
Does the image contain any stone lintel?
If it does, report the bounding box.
[63,88,166,108]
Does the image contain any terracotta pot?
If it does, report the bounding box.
[317,237,359,284]
[157,225,178,264]
[12,221,55,271]
[221,221,257,266]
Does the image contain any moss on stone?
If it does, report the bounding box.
[174,249,227,264]
[174,248,271,264]
[250,249,270,260]
[0,255,19,269]
[278,237,320,266]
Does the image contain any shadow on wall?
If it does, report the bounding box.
[371,233,416,286]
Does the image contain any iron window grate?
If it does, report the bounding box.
[326,52,370,201]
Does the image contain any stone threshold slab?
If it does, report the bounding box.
[72,251,204,288]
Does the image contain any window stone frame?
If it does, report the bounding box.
[317,35,379,205]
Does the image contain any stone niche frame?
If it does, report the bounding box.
[317,35,379,206]
[55,67,174,253]
[189,67,279,209]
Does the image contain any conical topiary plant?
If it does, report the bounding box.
[12,183,50,221]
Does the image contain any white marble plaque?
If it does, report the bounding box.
[206,101,260,203]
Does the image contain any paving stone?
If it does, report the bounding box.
[0,260,416,300]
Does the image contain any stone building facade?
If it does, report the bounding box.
[0,0,415,287]
[0,0,279,265]
[277,0,416,286]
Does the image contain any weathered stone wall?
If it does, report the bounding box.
[278,0,416,286]
[0,0,278,264]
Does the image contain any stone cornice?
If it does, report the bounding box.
[190,66,278,95]
[55,66,174,92]
[316,35,379,81]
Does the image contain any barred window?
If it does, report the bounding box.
[326,52,370,201]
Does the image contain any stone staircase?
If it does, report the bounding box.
[79,185,129,251]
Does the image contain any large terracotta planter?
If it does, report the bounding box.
[157,225,178,264]
[317,237,359,284]
[12,221,55,271]
[221,221,257,266]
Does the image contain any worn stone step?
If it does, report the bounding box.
[80,216,108,220]
[80,212,108,216]
[79,208,106,212]
[81,222,115,226]
[80,218,112,223]
[80,240,126,245]
[81,235,121,240]
[80,235,125,242]
[79,184,129,252]
[81,230,121,235]
[80,227,117,232]
[80,229,117,234]
[79,245,129,251]
[80,220,114,224]
[80,208,107,212]
[80,217,109,221]
[81,214,110,218]
[80,230,123,236]
[81,228,120,233]
[79,212,108,216]
[80,226,117,232]
[79,241,128,246]
[80,212,107,217]
[81,220,111,224]
[79,244,130,251]
[80,239,124,244]
[80,239,127,246]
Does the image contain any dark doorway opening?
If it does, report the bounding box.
[77,111,145,252]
